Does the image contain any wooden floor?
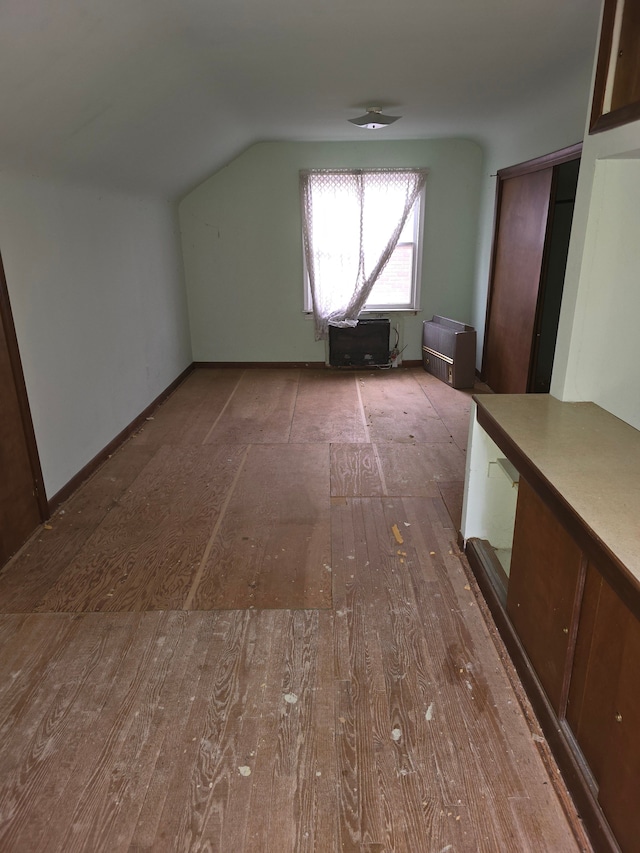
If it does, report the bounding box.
[0,368,592,852]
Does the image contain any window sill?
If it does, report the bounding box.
[303,309,422,318]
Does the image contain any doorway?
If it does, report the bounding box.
[0,251,46,565]
[482,144,581,394]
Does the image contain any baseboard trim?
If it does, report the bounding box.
[47,364,194,514]
[193,361,326,369]
[194,360,427,370]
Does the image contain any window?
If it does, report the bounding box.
[303,190,423,312]
[300,168,427,339]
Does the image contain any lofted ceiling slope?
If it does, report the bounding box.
[0,0,602,199]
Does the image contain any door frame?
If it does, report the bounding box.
[481,142,582,389]
[0,251,48,521]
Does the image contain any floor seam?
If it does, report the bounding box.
[201,370,245,444]
[182,444,252,610]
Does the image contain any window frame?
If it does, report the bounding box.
[302,174,426,314]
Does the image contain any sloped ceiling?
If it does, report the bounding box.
[0,0,602,199]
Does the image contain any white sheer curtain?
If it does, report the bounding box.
[300,168,427,340]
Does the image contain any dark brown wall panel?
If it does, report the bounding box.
[0,256,43,564]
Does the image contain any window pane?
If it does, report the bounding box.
[365,201,417,307]
[398,207,415,242]
[366,243,414,307]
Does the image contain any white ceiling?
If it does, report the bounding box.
[0,0,602,199]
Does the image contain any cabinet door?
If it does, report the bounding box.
[506,478,584,713]
[568,565,640,852]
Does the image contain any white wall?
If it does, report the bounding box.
[551,119,640,430]
[179,139,484,363]
[0,172,192,499]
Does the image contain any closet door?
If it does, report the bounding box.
[482,167,553,394]
[0,253,45,565]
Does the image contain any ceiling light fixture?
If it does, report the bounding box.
[348,106,401,129]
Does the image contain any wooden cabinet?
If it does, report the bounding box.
[464,395,640,853]
[568,564,640,853]
[591,0,640,133]
[507,478,584,713]
[502,482,640,852]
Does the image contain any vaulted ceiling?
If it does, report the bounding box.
[0,0,602,199]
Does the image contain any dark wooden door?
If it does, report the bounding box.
[483,168,553,393]
[0,253,45,565]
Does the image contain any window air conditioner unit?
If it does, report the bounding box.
[329,319,390,368]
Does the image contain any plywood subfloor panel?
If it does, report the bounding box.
[330,442,465,499]
[440,413,474,451]
[130,368,244,447]
[413,370,492,451]
[190,444,331,610]
[0,443,158,612]
[377,441,466,495]
[437,480,465,530]
[204,369,299,444]
[32,445,248,613]
[290,371,368,443]
[330,443,384,497]
[412,369,478,415]
[359,371,452,443]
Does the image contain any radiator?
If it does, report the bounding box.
[329,319,390,367]
[422,316,476,388]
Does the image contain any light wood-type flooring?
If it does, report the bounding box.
[0,368,592,852]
